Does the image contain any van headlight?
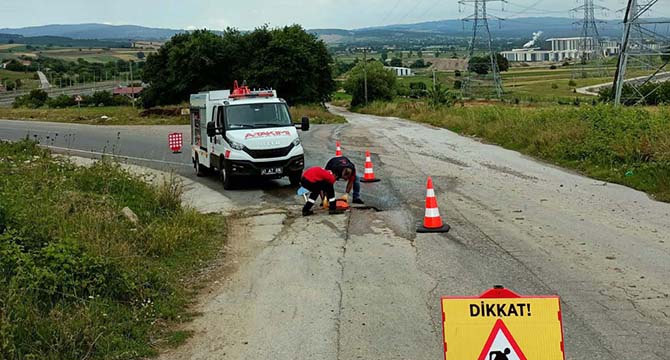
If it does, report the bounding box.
[228,140,244,150]
[292,137,301,146]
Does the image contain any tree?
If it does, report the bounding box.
[417,50,423,58]
[381,51,388,62]
[467,54,508,75]
[496,53,509,72]
[5,60,26,72]
[468,57,489,75]
[435,51,441,58]
[136,51,145,60]
[142,26,335,107]
[343,61,396,107]
[13,89,48,108]
[239,25,336,105]
[389,58,403,67]
[410,59,427,68]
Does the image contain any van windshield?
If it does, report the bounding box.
[225,103,292,129]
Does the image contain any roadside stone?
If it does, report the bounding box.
[121,206,139,224]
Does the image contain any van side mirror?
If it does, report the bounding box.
[301,116,310,131]
[206,122,216,137]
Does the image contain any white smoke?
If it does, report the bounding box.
[523,31,544,48]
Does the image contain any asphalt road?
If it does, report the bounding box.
[1,109,668,360]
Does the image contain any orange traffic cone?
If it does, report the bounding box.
[336,141,343,156]
[417,177,450,233]
[360,150,381,183]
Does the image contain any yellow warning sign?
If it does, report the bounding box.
[441,287,565,360]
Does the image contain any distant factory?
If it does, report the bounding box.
[501,36,620,62]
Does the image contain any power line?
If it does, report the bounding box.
[571,0,609,78]
[460,0,507,98]
[613,0,670,105]
[380,0,404,25]
[417,0,447,21]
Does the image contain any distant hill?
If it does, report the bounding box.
[0,33,130,48]
[361,17,632,37]
[4,18,668,45]
[315,17,629,44]
[0,24,185,41]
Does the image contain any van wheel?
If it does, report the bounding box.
[194,156,206,177]
[221,162,234,190]
[289,172,301,187]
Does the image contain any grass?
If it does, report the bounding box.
[0,69,38,82]
[0,106,189,125]
[356,101,670,202]
[290,103,346,124]
[0,140,227,359]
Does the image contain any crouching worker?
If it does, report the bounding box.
[301,166,344,216]
[325,156,364,204]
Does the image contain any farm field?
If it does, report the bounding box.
[0,45,155,63]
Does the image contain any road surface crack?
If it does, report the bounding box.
[335,212,352,360]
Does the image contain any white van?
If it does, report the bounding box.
[189,82,309,189]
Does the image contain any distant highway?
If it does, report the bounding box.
[576,71,670,96]
[0,81,120,107]
[36,71,51,89]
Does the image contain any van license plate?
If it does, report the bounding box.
[261,167,283,175]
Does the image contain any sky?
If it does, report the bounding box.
[0,0,667,30]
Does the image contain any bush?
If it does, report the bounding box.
[4,80,16,91]
[454,70,462,77]
[550,65,557,70]
[344,61,397,107]
[47,94,77,108]
[82,91,132,107]
[599,81,670,106]
[13,89,49,108]
[453,80,462,90]
[428,84,451,107]
[568,79,577,87]
[551,83,559,89]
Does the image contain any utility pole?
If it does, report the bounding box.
[460,0,505,99]
[129,61,135,107]
[363,48,368,106]
[612,0,669,105]
[571,0,608,78]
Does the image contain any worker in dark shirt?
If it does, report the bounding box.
[300,166,344,216]
[325,156,364,204]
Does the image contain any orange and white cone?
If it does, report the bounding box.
[360,150,381,183]
[335,141,343,156]
[417,177,450,233]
